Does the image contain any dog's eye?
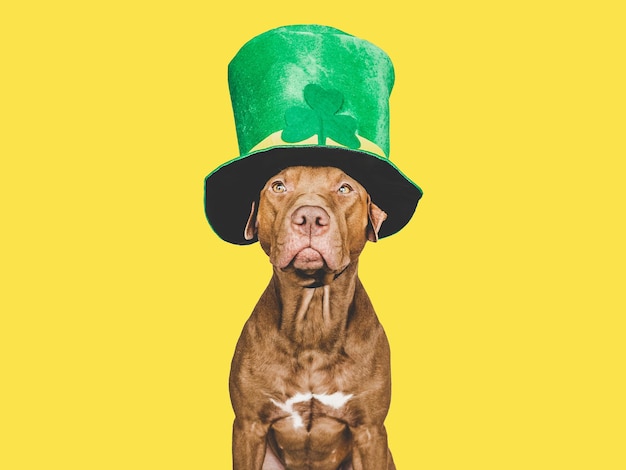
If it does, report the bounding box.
[271,181,287,193]
[338,184,353,194]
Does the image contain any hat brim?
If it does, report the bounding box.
[204,146,423,245]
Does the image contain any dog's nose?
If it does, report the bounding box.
[291,205,330,236]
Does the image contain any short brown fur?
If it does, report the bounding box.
[230,166,395,470]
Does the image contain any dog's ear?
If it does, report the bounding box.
[244,201,258,241]
[367,198,387,242]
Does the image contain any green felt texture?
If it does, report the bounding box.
[228,24,395,157]
[282,84,360,147]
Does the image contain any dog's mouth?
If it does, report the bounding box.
[291,247,325,271]
[279,247,350,287]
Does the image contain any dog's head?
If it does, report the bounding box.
[244,166,387,286]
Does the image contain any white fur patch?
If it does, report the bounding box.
[271,392,353,429]
[313,392,354,409]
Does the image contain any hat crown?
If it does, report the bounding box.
[228,24,395,158]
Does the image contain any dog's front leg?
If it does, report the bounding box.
[349,425,396,470]
[232,417,269,470]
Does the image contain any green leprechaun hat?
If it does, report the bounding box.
[204,24,423,245]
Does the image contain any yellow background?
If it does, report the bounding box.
[1,1,624,468]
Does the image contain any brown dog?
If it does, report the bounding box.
[230,166,396,470]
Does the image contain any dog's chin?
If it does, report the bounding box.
[293,268,336,288]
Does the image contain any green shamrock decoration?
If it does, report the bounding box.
[282,84,360,149]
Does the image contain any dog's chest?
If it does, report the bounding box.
[270,391,353,430]
[265,348,357,427]
[268,389,354,468]
[280,347,355,397]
